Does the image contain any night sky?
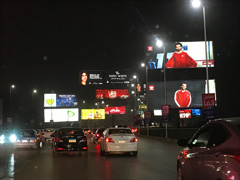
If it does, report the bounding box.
[1,0,240,123]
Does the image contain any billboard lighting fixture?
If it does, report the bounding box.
[131,91,135,94]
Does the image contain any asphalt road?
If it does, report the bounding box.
[0,136,182,180]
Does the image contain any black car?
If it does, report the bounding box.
[51,128,87,156]
[93,128,105,144]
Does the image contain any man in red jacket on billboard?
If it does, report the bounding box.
[174,82,192,108]
[165,42,197,68]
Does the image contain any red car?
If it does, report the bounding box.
[177,119,240,180]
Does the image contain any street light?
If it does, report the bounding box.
[32,89,37,122]
[9,85,15,118]
[192,0,209,93]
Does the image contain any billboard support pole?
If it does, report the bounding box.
[203,6,209,94]
[163,45,168,139]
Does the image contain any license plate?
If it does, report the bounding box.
[69,139,76,143]
[119,139,125,143]
[22,140,28,143]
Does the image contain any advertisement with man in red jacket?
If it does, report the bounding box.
[174,82,192,108]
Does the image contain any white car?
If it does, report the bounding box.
[100,127,138,156]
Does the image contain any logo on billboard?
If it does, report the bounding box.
[105,106,126,115]
[147,46,153,51]
[96,89,129,99]
[179,110,192,119]
[46,99,54,106]
[105,70,130,84]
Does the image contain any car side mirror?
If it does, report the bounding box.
[177,139,189,147]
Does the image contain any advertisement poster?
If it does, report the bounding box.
[179,109,192,119]
[56,94,78,107]
[202,93,215,119]
[44,94,57,107]
[79,70,103,85]
[105,70,130,84]
[44,108,79,122]
[162,105,170,122]
[96,89,129,99]
[105,106,126,115]
[81,109,105,120]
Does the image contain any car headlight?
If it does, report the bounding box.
[9,134,17,142]
[0,135,5,143]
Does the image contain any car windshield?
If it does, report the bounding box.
[109,129,132,134]
[59,129,84,136]
[17,130,35,137]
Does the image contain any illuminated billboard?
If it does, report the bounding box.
[81,109,105,120]
[105,107,126,115]
[44,108,79,122]
[151,41,214,69]
[105,70,130,84]
[79,70,103,85]
[96,89,129,99]
[56,94,78,107]
[154,110,162,116]
[44,94,78,107]
[148,79,216,109]
[179,109,192,119]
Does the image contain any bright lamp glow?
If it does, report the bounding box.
[33,89,37,93]
[131,84,135,87]
[133,75,137,79]
[0,135,5,143]
[141,63,145,67]
[192,0,201,8]
[10,134,17,142]
[11,85,15,88]
[131,91,135,94]
[156,39,163,47]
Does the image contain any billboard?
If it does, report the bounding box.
[105,106,126,115]
[192,109,201,116]
[150,41,214,69]
[44,108,79,122]
[148,79,216,109]
[96,89,129,99]
[81,109,105,120]
[79,70,103,85]
[56,94,78,107]
[154,109,162,116]
[44,94,78,107]
[105,70,130,84]
[179,109,192,119]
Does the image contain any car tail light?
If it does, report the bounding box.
[57,148,63,150]
[82,147,87,150]
[232,155,240,163]
[96,134,100,137]
[83,137,87,141]
[106,138,114,143]
[56,138,63,142]
[130,138,138,142]
[183,150,188,159]
[34,139,37,143]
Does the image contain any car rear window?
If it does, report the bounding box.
[18,130,35,137]
[59,129,84,136]
[109,129,132,134]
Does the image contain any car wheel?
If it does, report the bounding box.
[132,151,138,156]
[177,167,184,180]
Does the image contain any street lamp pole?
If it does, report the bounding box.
[192,0,209,93]
[9,85,15,118]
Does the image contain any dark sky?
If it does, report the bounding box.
[1,0,240,119]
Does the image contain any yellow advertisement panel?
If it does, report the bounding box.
[81,109,105,120]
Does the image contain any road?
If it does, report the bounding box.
[0,136,182,180]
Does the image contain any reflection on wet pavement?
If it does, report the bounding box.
[0,152,14,180]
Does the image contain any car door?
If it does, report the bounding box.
[100,129,108,151]
[184,125,213,180]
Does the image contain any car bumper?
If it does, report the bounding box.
[105,143,137,152]
[13,142,38,148]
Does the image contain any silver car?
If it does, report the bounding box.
[177,119,240,180]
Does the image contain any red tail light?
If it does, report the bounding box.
[83,137,87,141]
[183,150,188,159]
[82,147,87,150]
[56,138,63,142]
[106,138,114,143]
[96,134,100,137]
[232,155,240,163]
[57,148,63,150]
[130,138,138,142]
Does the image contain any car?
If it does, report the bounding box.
[41,128,55,142]
[12,129,44,149]
[92,128,105,144]
[177,119,240,180]
[0,130,15,144]
[100,127,138,156]
[51,127,87,156]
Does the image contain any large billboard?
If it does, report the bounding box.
[150,41,214,69]
[44,94,78,107]
[148,79,216,109]
[105,70,130,84]
[44,108,79,122]
[81,109,105,120]
[105,106,126,115]
[79,70,104,85]
[96,89,129,99]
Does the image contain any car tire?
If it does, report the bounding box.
[132,151,138,156]
[177,167,184,180]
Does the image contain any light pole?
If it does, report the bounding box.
[192,0,209,93]
[141,63,148,110]
[32,89,37,122]
[133,75,139,113]
[9,85,15,118]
